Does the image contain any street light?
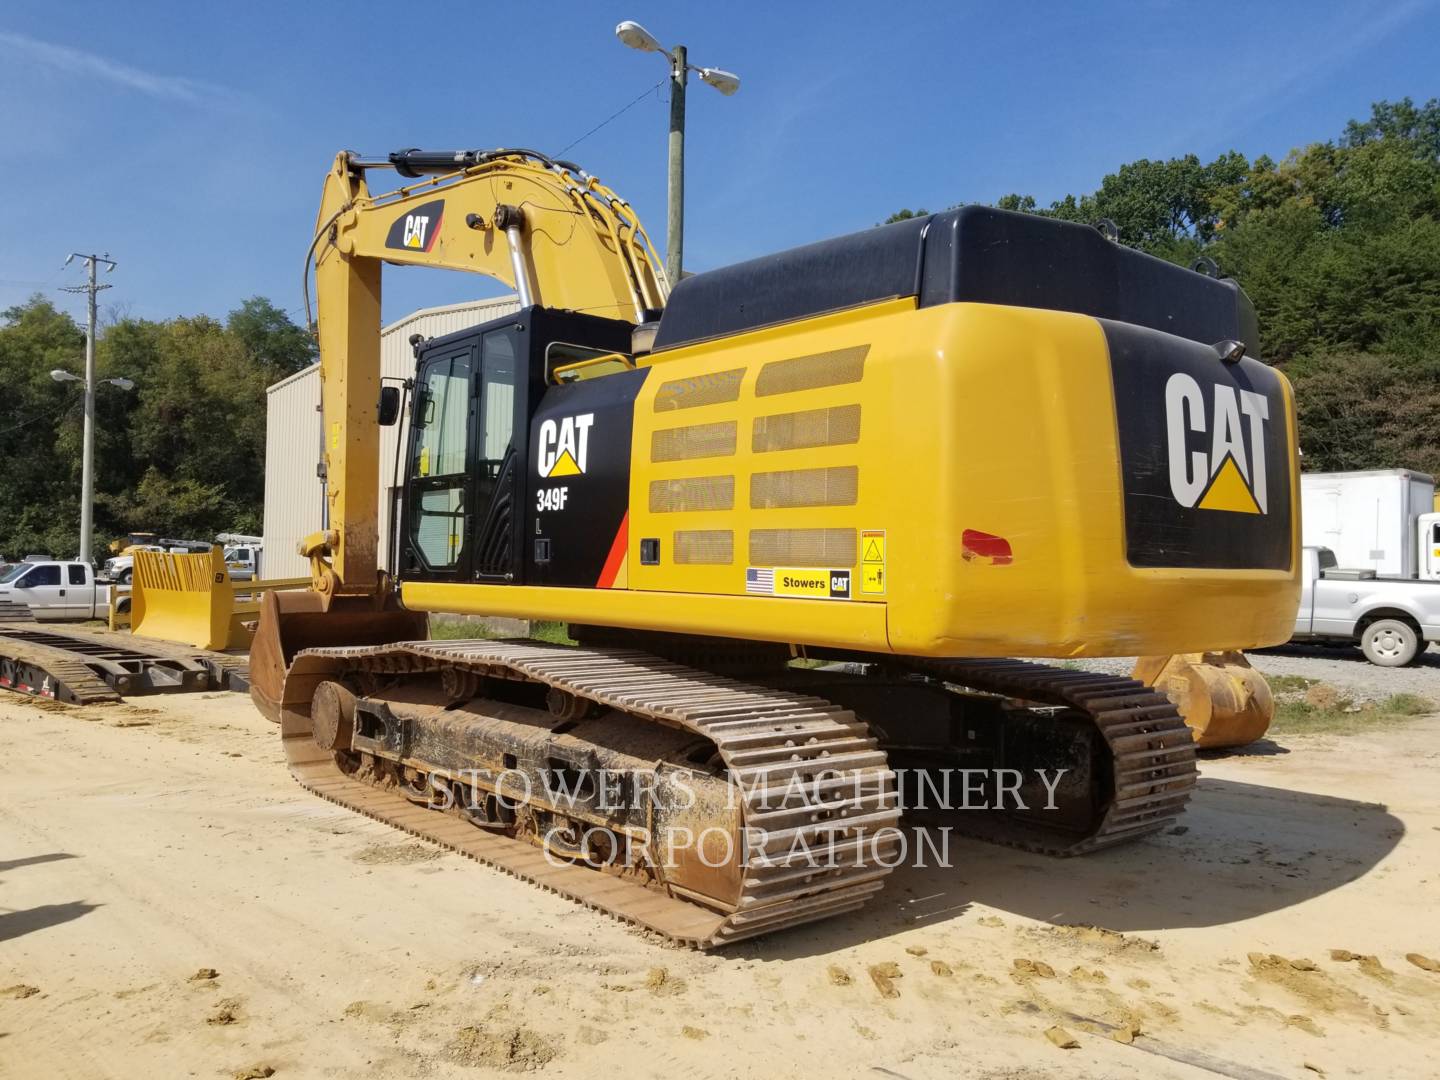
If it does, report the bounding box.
[615,20,741,285]
[52,369,134,391]
[50,365,135,562]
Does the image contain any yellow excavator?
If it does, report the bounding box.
[251,147,1300,946]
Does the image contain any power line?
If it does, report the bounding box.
[557,79,666,158]
[0,398,78,438]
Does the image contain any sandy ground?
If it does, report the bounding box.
[3,672,1440,1080]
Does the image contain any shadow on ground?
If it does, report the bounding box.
[0,900,99,943]
[1200,739,1289,759]
[0,853,78,875]
[738,776,1401,960]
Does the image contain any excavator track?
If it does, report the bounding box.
[897,658,1198,855]
[275,639,903,948]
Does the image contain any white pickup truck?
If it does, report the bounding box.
[0,560,116,621]
[103,539,263,583]
[222,542,263,582]
[1293,546,1440,666]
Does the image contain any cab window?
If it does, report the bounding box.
[409,349,474,571]
[68,564,87,585]
[23,565,60,587]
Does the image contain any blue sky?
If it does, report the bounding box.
[1,0,1436,329]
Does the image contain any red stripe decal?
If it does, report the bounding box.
[595,511,629,588]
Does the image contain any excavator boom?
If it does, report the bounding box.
[305,149,666,592]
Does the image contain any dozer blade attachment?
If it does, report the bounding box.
[132,547,251,651]
[248,588,427,724]
[1132,651,1274,749]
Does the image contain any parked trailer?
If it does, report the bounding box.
[0,624,250,702]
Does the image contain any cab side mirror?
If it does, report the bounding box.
[378,386,401,426]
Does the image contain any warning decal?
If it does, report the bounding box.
[860,529,886,595]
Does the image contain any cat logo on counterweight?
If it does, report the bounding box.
[1165,372,1269,514]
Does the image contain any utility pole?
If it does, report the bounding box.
[61,253,116,564]
[615,22,740,289]
[667,44,687,287]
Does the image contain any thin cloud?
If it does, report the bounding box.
[0,29,224,103]
[1163,0,1432,155]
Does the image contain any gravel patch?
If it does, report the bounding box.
[1054,645,1440,706]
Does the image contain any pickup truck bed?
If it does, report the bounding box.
[1294,547,1440,666]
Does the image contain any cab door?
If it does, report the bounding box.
[401,328,522,584]
[15,564,66,618]
[1421,515,1440,581]
[405,342,477,582]
[469,327,521,582]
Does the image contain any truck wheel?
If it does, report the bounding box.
[118,569,132,585]
[1360,619,1420,667]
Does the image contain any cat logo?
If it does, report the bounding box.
[402,215,431,249]
[384,199,444,253]
[1165,372,1269,514]
[537,413,595,478]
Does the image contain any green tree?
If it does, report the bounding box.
[0,298,87,557]
[0,294,294,559]
[895,97,1440,473]
[227,296,316,378]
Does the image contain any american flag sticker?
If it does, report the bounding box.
[745,567,774,595]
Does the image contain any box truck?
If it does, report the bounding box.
[1300,470,1438,578]
[1294,470,1440,665]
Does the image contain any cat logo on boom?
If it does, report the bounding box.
[537,414,594,478]
[384,199,444,253]
[1165,372,1269,514]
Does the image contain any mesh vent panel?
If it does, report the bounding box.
[651,421,737,462]
[749,528,857,568]
[654,368,745,411]
[755,345,867,397]
[674,530,734,565]
[649,475,736,513]
[752,405,861,453]
[750,466,858,508]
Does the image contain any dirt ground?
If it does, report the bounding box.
[3,668,1440,1080]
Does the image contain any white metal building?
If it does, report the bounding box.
[262,296,520,579]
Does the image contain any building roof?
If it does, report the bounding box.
[265,294,520,394]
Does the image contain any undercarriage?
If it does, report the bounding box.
[256,633,1196,947]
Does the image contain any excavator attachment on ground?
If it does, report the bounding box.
[243,147,1302,946]
[1133,651,1275,749]
[130,547,309,651]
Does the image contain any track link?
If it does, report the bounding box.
[899,658,1198,855]
[278,639,903,948]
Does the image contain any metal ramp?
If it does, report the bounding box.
[0,625,249,704]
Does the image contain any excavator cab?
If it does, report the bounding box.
[396,309,635,590]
